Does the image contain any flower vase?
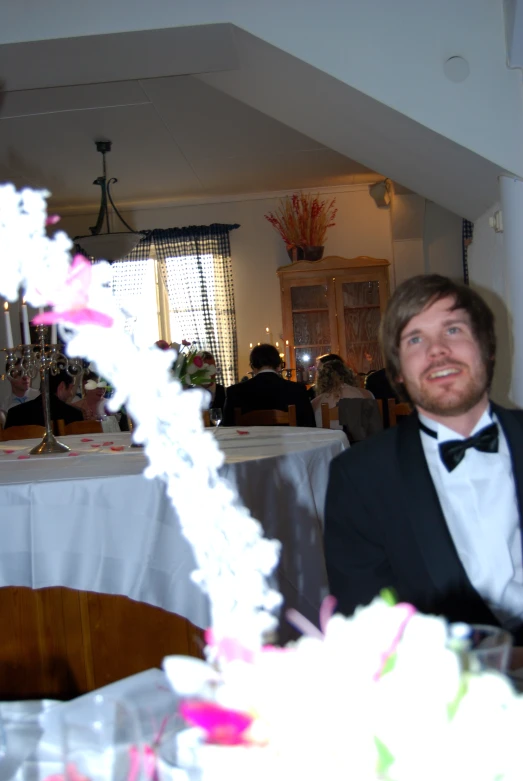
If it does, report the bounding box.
[302,245,324,261]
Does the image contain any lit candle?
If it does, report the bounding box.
[285,339,291,367]
[265,326,273,344]
[21,299,30,344]
[249,343,253,349]
[3,302,13,348]
[275,341,279,348]
[51,323,57,344]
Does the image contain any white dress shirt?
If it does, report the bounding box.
[419,408,523,628]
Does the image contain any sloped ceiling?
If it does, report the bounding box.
[0,23,509,218]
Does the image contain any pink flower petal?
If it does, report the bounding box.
[68,452,80,457]
[46,215,61,226]
[90,443,101,448]
[17,455,30,460]
[110,446,125,452]
[80,438,93,442]
[103,441,114,446]
[3,450,15,454]
[236,430,250,435]
[180,700,253,746]
[34,308,113,328]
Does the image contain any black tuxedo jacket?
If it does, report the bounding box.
[324,403,523,641]
[4,394,84,429]
[223,372,316,428]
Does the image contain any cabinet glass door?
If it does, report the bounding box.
[290,283,332,382]
[338,280,384,374]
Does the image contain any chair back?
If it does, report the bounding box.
[63,421,103,436]
[2,425,45,441]
[234,404,297,427]
[387,400,412,427]
[320,403,340,429]
[202,410,211,428]
[337,398,383,443]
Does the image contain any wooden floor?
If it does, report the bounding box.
[0,587,205,699]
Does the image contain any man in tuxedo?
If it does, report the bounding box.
[223,343,315,427]
[4,369,83,429]
[324,274,523,644]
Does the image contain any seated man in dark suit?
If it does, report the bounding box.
[325,273,523,648]
[223,343,315,427]
[5,370,84,429]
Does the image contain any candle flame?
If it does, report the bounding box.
[22,297,26,305]
[265,327,269,333]
[3,302,8,312]
[285,339,289,346]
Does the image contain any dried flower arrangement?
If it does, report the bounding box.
[265,192,337,251]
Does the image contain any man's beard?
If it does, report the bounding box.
[404,361,489,417]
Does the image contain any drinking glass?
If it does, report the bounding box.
[463,624,513,674]
[61,694,143,781]
[209,408,223,428]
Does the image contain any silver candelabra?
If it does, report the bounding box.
[2,325,82,454]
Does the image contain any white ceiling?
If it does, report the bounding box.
[0,24,375,211]
[0,22,510,218]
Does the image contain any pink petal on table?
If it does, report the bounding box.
[80,438,93,442]
[110,446,125,452]
[236,430,250,435]
[90,443,101,448]
[17,455,30,460]
[45,214,61,226]
[3,450,15,454]
[68,452,80,457]
[103,442,114,446]
[180,700,253,746]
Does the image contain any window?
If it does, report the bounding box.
[107,246,238,386]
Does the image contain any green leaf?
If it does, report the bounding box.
[380,588,398,607]
[380,651,397,677]
[447,676,468,721]
[375,736,394,776]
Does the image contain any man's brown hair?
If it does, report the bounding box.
[380,274,496,399]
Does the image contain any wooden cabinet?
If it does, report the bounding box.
[277,255,390,380]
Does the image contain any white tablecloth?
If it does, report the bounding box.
[0,427,348,632]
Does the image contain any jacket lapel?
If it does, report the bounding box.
[491,403,523,537]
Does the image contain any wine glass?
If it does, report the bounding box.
[209,408,223,428]
[61,694,143,781]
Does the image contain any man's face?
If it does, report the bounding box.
[397,296,489,417]
[56,380,76,403]
[9,374,30,396]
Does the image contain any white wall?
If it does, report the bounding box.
[467,202,513,405]
[424,202,464,280]
[58,186,393,379]
[3,0,522,177]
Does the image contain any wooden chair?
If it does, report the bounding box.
[202,410,211,428]
[1,425,45,441]
[234,404,297,427]
[387,399,412,427]
[63,420,104,436]
[320,403,339,429]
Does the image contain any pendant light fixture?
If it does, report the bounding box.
[74,140,143,261]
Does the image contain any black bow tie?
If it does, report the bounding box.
[419,420,499,472]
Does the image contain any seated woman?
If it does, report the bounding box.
[71,371,121,432]
[312,359,373,429]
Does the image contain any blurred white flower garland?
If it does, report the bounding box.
[0,184,282,649]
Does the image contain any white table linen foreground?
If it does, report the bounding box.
[0,427,348,633]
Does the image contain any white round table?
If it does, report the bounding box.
[0,427,348,631]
